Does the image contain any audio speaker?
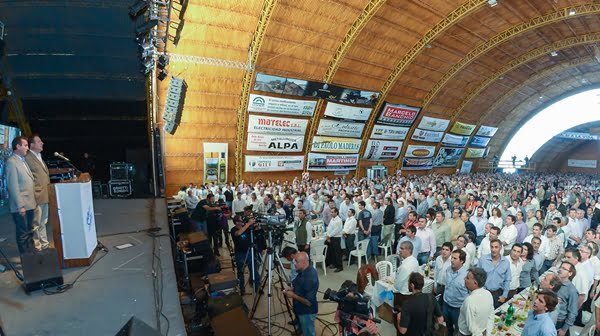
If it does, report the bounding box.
[163,76,187,135]
[115,316,162,336]
[20,248,63,293]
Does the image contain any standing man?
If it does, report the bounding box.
[342,209,357,262]
[396,272,443,336]
[556,261,580,336]
[477,239,511,308]
[442,249,469,336]
[434,242,453,303]
[285,252,319,336]
[6,136,37,254]
[295,209,312,254]
[447,208,466,245]
[470,206,488,244]
[25,134,50,250]
[458,267,494,336]
[230,215,260,295]
[325,208,343,273]
[498,215,518,253]
[394,241,420,307]
[415,216,436,265]
[431,211,451,255]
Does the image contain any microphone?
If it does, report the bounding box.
[54,152,71,161]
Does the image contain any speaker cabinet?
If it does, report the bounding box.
[20,248,63,293]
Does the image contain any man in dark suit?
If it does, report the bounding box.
[6,136,37,254]
[25,134,51,250]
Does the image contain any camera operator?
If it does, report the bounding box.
[284,251,319,336]
[207,195,226,256]
[190,192,222,233]
[243,205,267,253]
[231,214,260,295]
[330,281,379,336]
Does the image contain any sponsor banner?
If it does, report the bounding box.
[363,140,403,161]
[411,128,444,143]
[245,155,304,172]
[460,160,473,174]
[248,94,317,117]
[370,124,410,140]
[450,121,476,135]
[253,73,286,94]
[323,102,372,121]
[317,119,365,138]
[568,159,597,168]
[203,143,228,183]
[247,115,308,135]
[377,103,421,126]
[465,147,486,159]
[434,147,465,168]
[402,158,433,170]
[476,125,498,137]
[418,116,450,132]
[311,136,362,153]
[304,82,344,101]
[469,136,491,148]
[246,133,304,152]
[307,153,359,171]
[405,145,436,158]
[441,133,469,147]
[339,89,379,106]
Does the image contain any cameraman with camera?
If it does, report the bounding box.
[284,251,318,336]
[231,213,260,295]
[325,281,379,336]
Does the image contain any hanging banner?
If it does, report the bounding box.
[377,103,421,126]
[460,160,473,174]
[370,124,410,141]
[253,73,286,94]
[363,140,403,161]
[469,136,491,148]
[203,143,228,183]
[411,129,444,143]
[434,147,465,168]
[248,94,316,117]
[339,89,379,106]
[245,155,305,172]
[567,159,597,168]
[402,158,433,170]
[418,116,450,132]
[307,153,359,171]
[405,145,436,158]
[441,133,469,147]
[317,119,365,138]
[246,133,305,152]
[247,115,308,135]
[465,147,486,159]
[304,82,344,101]
[450,121,476,135]
[323,102,372,121]
[311,136,362,153]
[476,125,498,137]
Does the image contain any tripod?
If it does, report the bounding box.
[241,227,261,298]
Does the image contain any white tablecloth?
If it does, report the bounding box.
[371,276,435,308]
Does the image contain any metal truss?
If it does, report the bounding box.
[167,53,249,70]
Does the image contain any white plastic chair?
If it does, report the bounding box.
[378,239,392,259]
[348,239,370,268]
[375,260,393,279]
[311,238,326,251]
[386,254,401,273]
[311,244,328,275]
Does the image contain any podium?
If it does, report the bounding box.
[49,173,98,268]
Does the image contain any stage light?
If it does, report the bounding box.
[550,51,559,57]
[136,19,158,36]
[488,0,498,7]
[138,40,153,53]
[141,59,154,75]
[158,69,168,81]
[157,55,169,69]
[568,9,577,16]
[129,0,148,18]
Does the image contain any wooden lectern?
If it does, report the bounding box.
[49,173,99,268]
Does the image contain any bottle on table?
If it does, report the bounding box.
[504,303,514,327]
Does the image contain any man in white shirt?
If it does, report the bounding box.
[506,244,524,298]
[232,192,247,215]
[564,248,591,308]
[458,267,495,336]
[567,208,582,246]
[478,225,504,259]
[498,215,518,254]
[342,209,357,262]
[339,195,352,222]
[415,216,436,265]
[325,208,344,273]
[394,241,420,306]
[434,242,453,298]
[524,223,548,257]
[185,189,200,210]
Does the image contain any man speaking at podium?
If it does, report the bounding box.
[25,134,51,250]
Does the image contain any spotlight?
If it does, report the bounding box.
[487,0,498,7]
[129,0,149,18]
[157,55,169,69]
[158,69,168,81]
[141,48,154,58]
[136,19,158,36]
[550,51,558,57]
[141,59,155,75]
[138,40,153,53]
[568,9,576,16]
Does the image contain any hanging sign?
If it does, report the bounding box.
[469,136,491,148]
[245,155,305,172]
[418,116,450,132]
[246,133,305,152]
[203,143,228,184]
[401,158,434,170]
[460,160,473,173]
[247,115,308,135]
[307,153,359,171]
[316,119,365,138]
[377,103,421,126]
[248,94,316,117]
[370,124,410,140]
[323,102,372,121]
[441,133,469,147]
[411,129,444,143]
[450,121,476,135]
[363,140,403,161]
[405,145,436,158]
[567,159,597,168]
[434,147,465,168]
[311,136,362,154]
[476,125,498,137]
[465,147,486,159]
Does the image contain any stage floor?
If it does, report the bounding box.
[0,198,185,336]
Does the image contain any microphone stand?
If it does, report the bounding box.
[55,156,82,178]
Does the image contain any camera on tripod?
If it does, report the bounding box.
[323,283,370,317]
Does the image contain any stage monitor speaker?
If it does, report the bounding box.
[163,76,187,135]
[115,316,162,336]
[211,307,259,336]
[20,248,63,293]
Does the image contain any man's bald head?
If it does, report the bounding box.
[294,251,310,271]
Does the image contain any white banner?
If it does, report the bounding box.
[247,114,308,135]
[324,102,372,121]
[246,133,305,152]
[411,128,444,143]
[363,140,403,161]
[441,133,469,147]
[370,124,410,141]
[311,136,361,153]
[460,160,473,174]
[248,94,317,116]
[405,145,436,158]
[568,159,597,168]
[307,153,359,171]
[245,155,305,172]
[476,125,498,137]
[418,116,450,132]
[316,119,365,138]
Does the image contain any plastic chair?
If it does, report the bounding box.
[377,239,392,259]
[348,239,370,269]
[311,238,326,251]
[375,260,393,279]
[386,254,401,273]
[311,244,328,276]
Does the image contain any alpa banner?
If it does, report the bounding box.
[246,133,305,152]
[411,128,444,143]
[568,159,597,168]
[441,133,469,147]
[405,145,436,158]
[370,124,409,140]
[434,147,465,168]
[377,103,421,126]
[469,136,491,148]
[316,119,365,138]
[401,158,433,170]
[450,121,476,135]
[307,153,359,171]
[247,115,308,136]
[311,136,362,154]
[417,116,450,132]
[465,147,486,159]
[363,140,403,161]
[248,94,317,117]
[245,155,305,172]
[323,102,372,121]
[476,125,498,137]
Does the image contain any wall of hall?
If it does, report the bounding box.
[554,141,600,173]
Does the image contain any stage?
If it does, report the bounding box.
[0,199,185,336]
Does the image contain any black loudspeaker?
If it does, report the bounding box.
[20,248,63,293]
[163,76,187,135]
[211,307,259,336]
[115,316,162,336]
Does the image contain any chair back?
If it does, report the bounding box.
[311,238,326,250]
[357,239,370,253]
[375,260,393,279]
[385,254,401,273]
[311,244,327,261]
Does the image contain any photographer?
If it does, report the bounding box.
[329,281,379,336]
[207,195,226,256]
[284,252,318,336]
[230,214,260,295]
[190,193,222,234]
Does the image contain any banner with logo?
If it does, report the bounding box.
[245,155,305,172]
[418,116,450,132]
[567,159,597,168]
[450,121,476,135]
[405,145,436,158]
[469,136,491,148]
[434,147,465,168]
[323,102,372,121]
[311,136,361,153]
[304,82,344,101]
[363,140,403,161]
[402,158,433,170]
[248,94,316,117]
[441,133,469,147]
[203,143,228,183]
[411,128,444,143]
[246,133,305,152]
[465,147,486,159]
[307,153,359,171]
[370,124,410,140]
[253,73,287,94]
[460,160,473,174]
[476,125,498,137]
[317,119,365,138]
[247,115,308,135]
[377,103,421,126]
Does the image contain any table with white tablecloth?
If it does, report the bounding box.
[371,275,435,308]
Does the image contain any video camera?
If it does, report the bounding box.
[323,283,369,317]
